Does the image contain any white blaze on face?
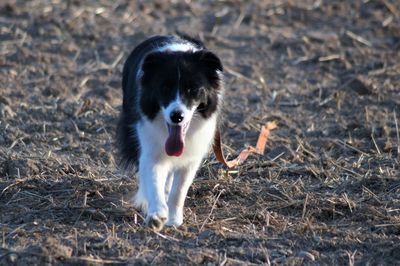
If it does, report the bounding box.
[157,42,199,53]
[161,95,196,157]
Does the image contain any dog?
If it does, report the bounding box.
[117,35,224,231]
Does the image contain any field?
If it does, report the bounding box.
[1,0,400,265]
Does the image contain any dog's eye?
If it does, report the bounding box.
[198,87,207,99]
[185,88,197,96]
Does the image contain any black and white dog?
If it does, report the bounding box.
[117,35,223,230]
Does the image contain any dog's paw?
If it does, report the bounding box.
[166,213,183,227]
[145,211,167,231]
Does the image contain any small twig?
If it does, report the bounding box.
[296,137,319,160]
[318,54,341,62]
[330,160,363,179]
[371,132,382,155]
[345,30,372,47]
[199,189,224,232]
[342,193,353,213]
[67,256,127,264]
[347,250,357,266]
[333,139,368,155]
[224,66,259,86]
[152,231,179,242]
[1,180,23,195]
[7,137,25,150]
[82,191,88,207]
[5,224,27,240]
[374,223,400,227]
[394,110,400,158]
[382,0,399,17]
[263,192,290,204]
[302,193,309,220]
[219,251,228,266]
[110,52,124,69]
[268,152,285,162]
[362,186,382,203]
[234,9,246,29]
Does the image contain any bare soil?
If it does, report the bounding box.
[1,0,400,265]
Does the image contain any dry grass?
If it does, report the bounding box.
[1,0,400,265]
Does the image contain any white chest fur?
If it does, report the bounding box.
[136,113,217,167]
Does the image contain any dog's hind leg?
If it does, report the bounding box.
[166,160,201,227]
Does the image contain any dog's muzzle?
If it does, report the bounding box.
[165,109,190,157]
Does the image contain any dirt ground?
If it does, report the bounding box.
[1,0,400,265]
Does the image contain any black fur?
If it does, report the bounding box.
[117,35,223,169]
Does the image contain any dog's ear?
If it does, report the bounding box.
[142,52,165,75]
[195,50,223,72]
[193,50,223,89]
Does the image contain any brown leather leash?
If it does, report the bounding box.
[212,121,277,168]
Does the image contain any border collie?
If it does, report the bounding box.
[117,35,223,231]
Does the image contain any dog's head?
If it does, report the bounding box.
[139,50,223,157]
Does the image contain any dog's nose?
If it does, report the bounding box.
[170,110,184,123]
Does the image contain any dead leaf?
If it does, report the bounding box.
[213,121,277,168]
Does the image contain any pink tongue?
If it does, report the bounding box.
[165,125,185,157]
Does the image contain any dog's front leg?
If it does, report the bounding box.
[164,172,174,201]
[139,155,169,231]
[166,161,201,227]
